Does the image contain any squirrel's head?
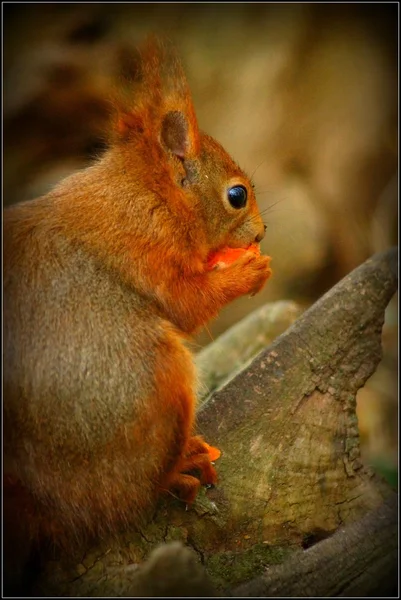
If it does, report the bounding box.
[174,131,266,252]
[111,36,265,255]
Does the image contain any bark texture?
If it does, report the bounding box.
[233,492,398,597]
[34,247,398,597]
[196,300,303,402]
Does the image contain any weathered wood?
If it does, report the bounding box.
[195,300,303,402]
[233,492,398,597]
[75,492,398,597]
[34,247,398,596]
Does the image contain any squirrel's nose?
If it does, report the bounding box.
[255,224,266,243]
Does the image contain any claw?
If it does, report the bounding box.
[203,443,221,462]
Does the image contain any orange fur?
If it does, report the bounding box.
[3,36,271,591]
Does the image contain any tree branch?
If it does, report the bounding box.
[196,300,302,402]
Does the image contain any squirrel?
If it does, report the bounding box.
[3,36,271,591]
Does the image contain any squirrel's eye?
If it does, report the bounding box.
[227,185,247,209]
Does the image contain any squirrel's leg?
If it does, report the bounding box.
[166,453,216,504]
[161,436,218,504]
[185,434,210,455]
[185,434,220,461]
[165,436,218,504]
[180,451,217,485]
[167,473,202,505]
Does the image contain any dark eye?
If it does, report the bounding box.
[227,185,247,209]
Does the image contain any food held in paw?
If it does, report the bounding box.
[207,243,261,270]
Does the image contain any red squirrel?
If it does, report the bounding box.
[3,36,271,586]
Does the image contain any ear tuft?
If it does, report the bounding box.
[116,113,145,139]
[161,111,189,159]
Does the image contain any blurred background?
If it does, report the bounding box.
[3,3,398,484]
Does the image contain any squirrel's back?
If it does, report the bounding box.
[4,194,196,545]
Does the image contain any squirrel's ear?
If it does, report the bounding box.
[161,111,190,159]
[111,36,200,155]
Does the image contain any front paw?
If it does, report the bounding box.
[245,254,272,295]
[223,253,272,298]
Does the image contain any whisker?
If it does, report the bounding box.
[261,198,289,212]
[253,188,275,196]
[250,159,269,181]
[203,324,214,343]
[263,207,310,217]
[244,198,290,225]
